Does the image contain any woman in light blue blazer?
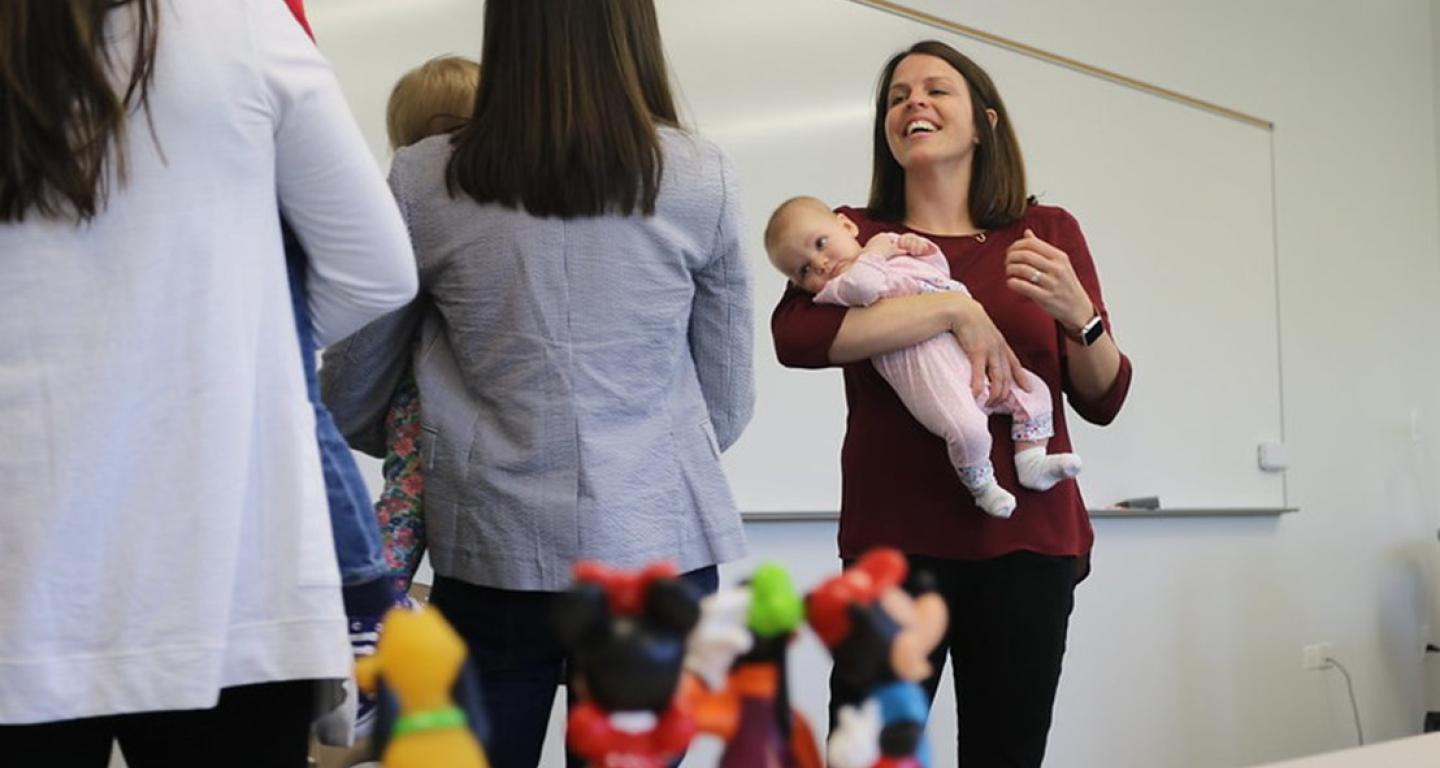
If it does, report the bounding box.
[320,1,754,764]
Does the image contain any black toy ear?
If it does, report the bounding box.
[905,567,938,596]
[831,602,899,694]
[371,660,490,758]
[644,577,702,634]
[370,673,395,760]
[880,721,925,758]
[452,656,490,749]
[552,583,612,651]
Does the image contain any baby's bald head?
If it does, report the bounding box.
[764,196,834,266]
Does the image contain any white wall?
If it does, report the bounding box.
[304,1,1440,766]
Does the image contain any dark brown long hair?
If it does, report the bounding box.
[868,40,1027,229]
[446,0,679,219]
[0,0,160,223]
[619,0,679,126]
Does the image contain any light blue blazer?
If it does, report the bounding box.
[321,128,754,590]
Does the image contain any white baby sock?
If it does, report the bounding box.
[971,480,1016,519]
[1014,446,1082,492]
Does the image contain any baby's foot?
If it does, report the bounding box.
[1015,447,1082,492]
[972,480,1016,519]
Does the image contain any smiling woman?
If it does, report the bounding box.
[770,39,1132,767]
[874,49,1027,235]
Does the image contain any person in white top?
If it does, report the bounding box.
[0,1,417,765]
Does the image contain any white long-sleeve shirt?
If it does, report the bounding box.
[0,0,416,723]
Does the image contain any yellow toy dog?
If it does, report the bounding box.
[355,606,489,768]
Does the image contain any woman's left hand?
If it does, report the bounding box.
[1005,228,1094,332]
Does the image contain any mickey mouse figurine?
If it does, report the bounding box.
[806,548,948,768]
[553,561,704,768]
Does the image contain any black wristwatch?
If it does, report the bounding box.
[1065,313,1105,347]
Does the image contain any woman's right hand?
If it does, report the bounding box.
[948,294,1026,405]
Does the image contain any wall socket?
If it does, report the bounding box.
[1303,642,1335,670]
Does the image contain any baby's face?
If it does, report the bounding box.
[770,208,864,294]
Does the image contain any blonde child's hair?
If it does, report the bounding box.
[385,55,481,151]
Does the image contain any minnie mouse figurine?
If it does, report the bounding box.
[553,561,704,768]
[807,548,948,768]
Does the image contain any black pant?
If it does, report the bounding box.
[829,551,1078,768]
[0,680,317,768]
[431,566,719,768]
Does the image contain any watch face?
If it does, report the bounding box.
[1081,316,1104,345]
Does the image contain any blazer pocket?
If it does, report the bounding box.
[416,313,443,366]
[418,425,440,472]
[699,419,721,459]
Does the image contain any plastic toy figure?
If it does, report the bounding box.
[686,563,823,768]
[806,549,948,768]
[355,605,490,768]
[554,561,704,768]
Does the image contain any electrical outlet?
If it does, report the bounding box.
[1303,642,1334,670]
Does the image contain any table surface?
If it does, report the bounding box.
[1251,733,1440,767]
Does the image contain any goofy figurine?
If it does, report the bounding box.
[685,562,823,768]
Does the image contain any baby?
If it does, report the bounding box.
[764,196,1081,518]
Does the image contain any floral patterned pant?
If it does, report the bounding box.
[376,372,425,595]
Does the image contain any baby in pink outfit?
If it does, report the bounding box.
[765,196,1081,518]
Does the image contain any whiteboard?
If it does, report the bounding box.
[307,0,1285,515]
[659,0,1284,514]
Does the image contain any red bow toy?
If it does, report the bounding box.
[572,561,681,617]
[805,548,907,649]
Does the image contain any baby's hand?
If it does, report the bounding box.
[897,233,937,257]
[861,232,896,253]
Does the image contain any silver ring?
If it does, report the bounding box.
[1028,269,1042,284]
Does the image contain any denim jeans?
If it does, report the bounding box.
[430,565,719,768]
[284,221,387,586]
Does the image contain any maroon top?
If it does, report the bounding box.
[770,204,1133,562]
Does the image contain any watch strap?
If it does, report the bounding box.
[1079,314,1104,346]
[1064,313,1104,346]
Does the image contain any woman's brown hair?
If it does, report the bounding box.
[617,0,678,126]
[0,0,160,223]
[446,0,680,218]
[868,40,1027,229]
